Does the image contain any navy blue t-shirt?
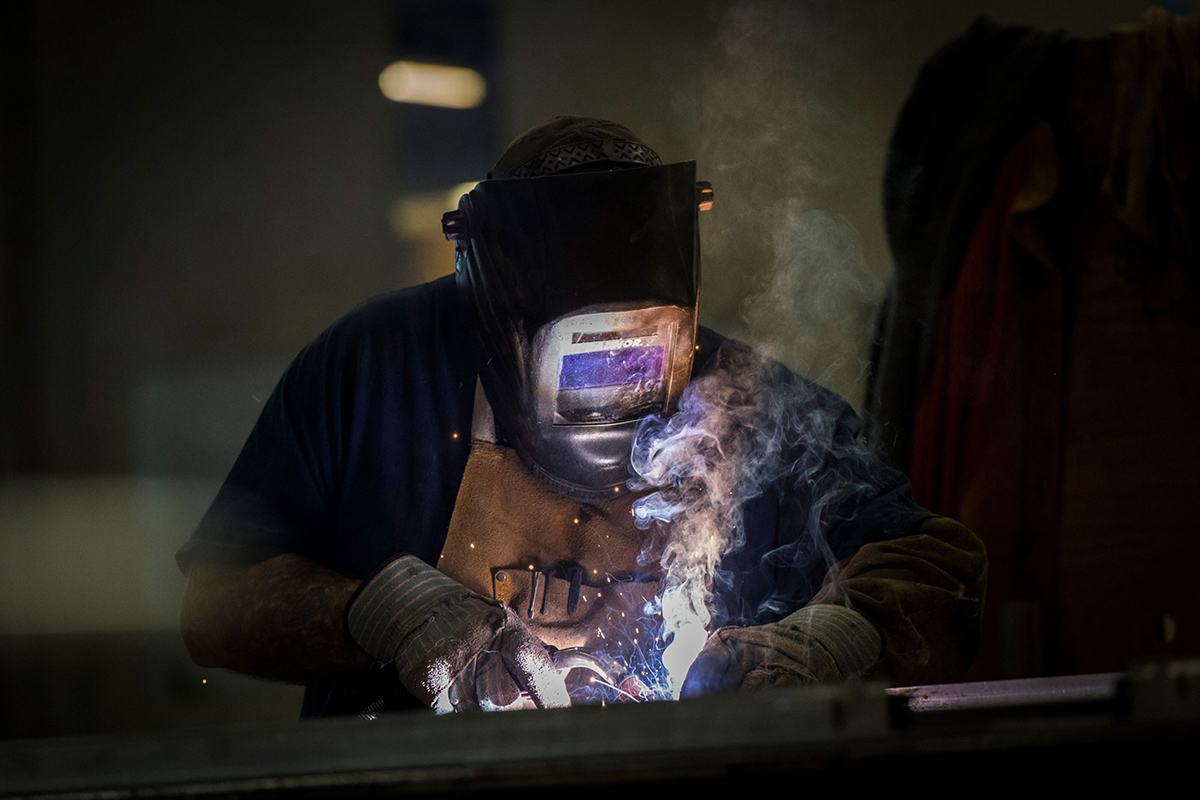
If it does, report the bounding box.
[178,275,930,716]
[178,276,478,577]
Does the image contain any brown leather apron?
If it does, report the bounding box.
[437,388,660,654]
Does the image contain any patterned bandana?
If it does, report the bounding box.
[489,116,662,179]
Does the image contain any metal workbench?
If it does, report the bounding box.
[3,661,1197,797]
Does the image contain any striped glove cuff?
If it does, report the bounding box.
[782,604,882,680]
[346,555,479,662]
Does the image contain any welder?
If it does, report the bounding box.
[177,117,986,716]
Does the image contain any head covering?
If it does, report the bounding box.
[489,115,663,180]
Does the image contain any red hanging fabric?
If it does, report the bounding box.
[909,136,1035,518]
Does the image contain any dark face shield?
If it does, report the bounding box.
[447,162,706,503]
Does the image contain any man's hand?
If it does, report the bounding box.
[679,605,881,697]
[346,555,569,712]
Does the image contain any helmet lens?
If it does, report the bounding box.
[546,311,685,426]
[556,343,667,424]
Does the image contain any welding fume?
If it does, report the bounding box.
[176,116,987,717]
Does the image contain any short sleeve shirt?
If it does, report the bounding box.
[178,275,930,715]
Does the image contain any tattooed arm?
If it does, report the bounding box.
[180,554,372,684]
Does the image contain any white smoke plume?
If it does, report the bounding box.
[628,346,786,696]
[627,1,889,696]
[697,1,884,395]
[628,333,882,696]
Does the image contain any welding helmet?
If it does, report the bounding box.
[445,117,711,503]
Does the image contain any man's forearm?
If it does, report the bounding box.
[180,553,373,683]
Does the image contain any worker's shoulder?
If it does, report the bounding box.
[691,326,782,382]
[316,275,463,348]
[284,276,467,378]
[691,325,862,430]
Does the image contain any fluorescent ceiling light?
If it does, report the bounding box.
[378,61,487,109]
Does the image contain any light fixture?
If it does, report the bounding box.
[378,61,486,109]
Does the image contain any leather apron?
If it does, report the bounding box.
[437,384,661,656]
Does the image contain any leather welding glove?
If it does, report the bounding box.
[346,554,570,713]
[679,604,881,697]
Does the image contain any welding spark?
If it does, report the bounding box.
[592,677,644,703]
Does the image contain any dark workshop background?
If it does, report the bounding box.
[0,0,1193,739]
